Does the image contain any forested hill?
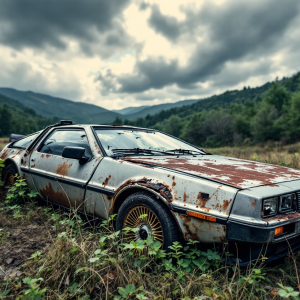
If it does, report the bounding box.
[0,93,57,137]
[116,72,300,147]
[0,88,121,124]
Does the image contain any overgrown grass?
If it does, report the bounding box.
[207,142,300,169]
[1,175,300,299]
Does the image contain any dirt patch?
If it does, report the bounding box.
[0,213,55,281]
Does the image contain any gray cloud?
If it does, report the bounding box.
[148,5,182,41]
[0,0,131,58]
[0,61,83,100]
[95,0,300,95]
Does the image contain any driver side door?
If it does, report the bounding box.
[29,128,99,211]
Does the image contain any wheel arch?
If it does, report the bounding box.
[3,159,19,175]
[111,184,184,240]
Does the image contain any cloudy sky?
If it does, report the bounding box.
[0,0,300,110]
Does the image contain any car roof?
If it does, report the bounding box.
[54,124,156,131]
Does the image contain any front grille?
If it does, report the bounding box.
[297,192,300,211]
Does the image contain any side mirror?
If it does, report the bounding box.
[62,146,89,164]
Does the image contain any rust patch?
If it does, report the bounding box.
[31,164,36,168]
[0,149,9,160]
[172,176,176,188]
[183,192,189,203]
[41,154,45,158]
[46,154,51,158]
[40,182,71,208]
[55,162,72,177]
[265,212,300,224]
[11,149,24,159]
[251,200,256,207]
[222,199,232,210]
[178,214,198,240]
[103,175,111,188]
[125,156,300,189]
[114,177,173,203]
[197,192,209,207]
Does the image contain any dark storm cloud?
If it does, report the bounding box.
[0,0,131,57]
[148,5,182,41]
[96,0,300,94]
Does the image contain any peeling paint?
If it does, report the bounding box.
[114,177,173,203]
[125,156,300,189]
[222,199,232,210]
[55,162,72,177]
[103,175,111,188]
[40,182,70,207]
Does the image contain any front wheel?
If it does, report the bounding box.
[1,163,18,200]
[116,191,179,251]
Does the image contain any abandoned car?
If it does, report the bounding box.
[2,120,300,265]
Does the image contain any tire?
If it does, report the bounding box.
[2,163,18,199]
[116,191,179,251]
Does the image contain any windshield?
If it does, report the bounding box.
[95,129,203,156]
[13,131,41,149]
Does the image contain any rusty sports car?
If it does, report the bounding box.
[2,120,300,265]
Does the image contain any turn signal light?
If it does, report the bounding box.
[187,211,216,222]
[275,226,284,236]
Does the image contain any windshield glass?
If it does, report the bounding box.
[95,129,203,156]
[13,131,41,149]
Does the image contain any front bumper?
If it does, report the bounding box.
[227,219,300,266]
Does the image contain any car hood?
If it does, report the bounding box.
[123,155,300,189]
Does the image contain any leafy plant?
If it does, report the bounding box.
[4,175,39,205]
[238,268,268,287]
[115,284,143,299]
[277,283,300,299]
[18,277,47,300]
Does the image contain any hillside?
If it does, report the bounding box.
[0,93,57,137]
[0,88,202,124]
[123,99,201,120]
[0,88,121,124]
[121,72,300,147]
[112,105,150,115]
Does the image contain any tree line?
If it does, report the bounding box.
[113,73,300,147]
[0,103,58,137]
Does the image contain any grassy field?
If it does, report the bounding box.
[1,142,300,298]
[0,138,9,152]
[207,142,300,169]
[1,194,300,299]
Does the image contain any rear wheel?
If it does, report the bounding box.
[116,191,179,251]
[2,164,18,200]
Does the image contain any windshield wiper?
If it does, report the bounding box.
[111,148,176,158]
[164,148,206,155]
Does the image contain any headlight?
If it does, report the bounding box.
[263,197,278,217]
[279,194,294,212]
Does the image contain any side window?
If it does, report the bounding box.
[13,131,40,149]
[39,129,92,157]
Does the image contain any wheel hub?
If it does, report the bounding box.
[138,224,151,240]
[123,205,164,245]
